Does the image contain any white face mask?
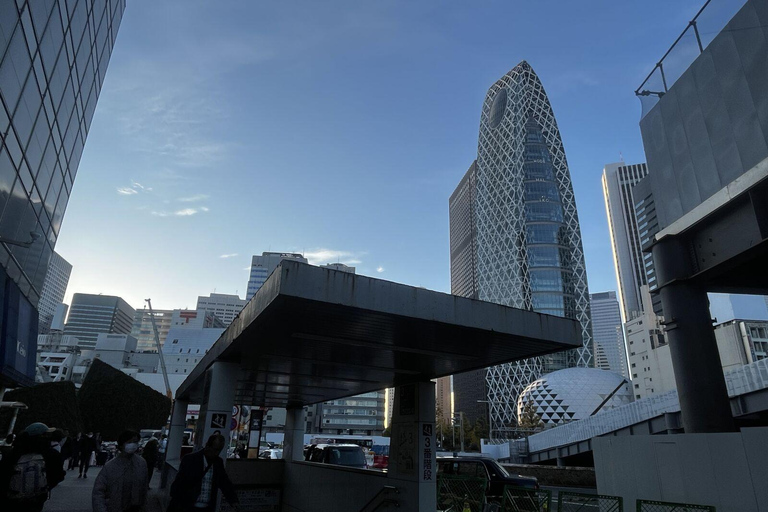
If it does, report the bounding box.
[123,443,139,454]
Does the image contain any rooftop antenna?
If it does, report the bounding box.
[619,151,624,162]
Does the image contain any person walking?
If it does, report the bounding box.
[0,423,66,512]
[168,434,240,512]
[78,431,97,478]
[158,434,167,466]
[92,430,148,512]
[68,433,81,470]
[141,439,159,487]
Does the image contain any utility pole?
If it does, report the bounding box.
[146,299,172,399]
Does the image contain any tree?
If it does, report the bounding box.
[517,400,544,430]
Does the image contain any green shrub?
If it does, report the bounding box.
[78,359,171,440]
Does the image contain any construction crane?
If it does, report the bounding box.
[146,298,173,399]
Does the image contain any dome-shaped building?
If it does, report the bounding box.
[517,368,633,425]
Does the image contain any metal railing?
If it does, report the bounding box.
[635,0,747,117]
[557,491,622,512]
[501,486,551,512]
[437,475,488,512]
[636,499,715,512]
[359,485,399,512]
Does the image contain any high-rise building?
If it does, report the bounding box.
[246,252,308,300]
[63,294,135,349]
[196,293,246,326]
[449,61,592,436]
[316,391,386,436]
[37,251,72,334]
[601,163,649,321]
[321,263,356,274]
[170,309,224,329]
[434,376,452,426]
[590,292,627,377]
[162,326,224,376]
[131,308,173,352]
[0,0,125,387]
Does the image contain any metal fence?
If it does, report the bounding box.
[437,475,488,512]
[636,499,716,512]
[501,486,552,512]
[557,491,622,512]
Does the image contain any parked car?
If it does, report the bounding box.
[437,456,538,502]
[258,448,283,460]
[304,444,368,469]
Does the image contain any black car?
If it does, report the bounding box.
[437,456,538,502]
[304,444,368,469]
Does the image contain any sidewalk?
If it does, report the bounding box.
[43,466,165,512]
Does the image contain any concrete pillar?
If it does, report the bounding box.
[162,398,188,488]
[556,457,566,468]
[653,238,735,433]
[194,362,239,457]
[283,407,306,462]
[388,381,436,512]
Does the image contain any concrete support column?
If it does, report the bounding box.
[388,381,436,512]
[162,398,189,488]
[195,362,239,457]
[283,407,305,462]
[653,238,735,433]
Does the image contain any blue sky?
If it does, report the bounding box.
[56,0,713,310]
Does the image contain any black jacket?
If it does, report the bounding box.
[168,450,237,511]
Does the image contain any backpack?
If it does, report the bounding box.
[7,453,48,503]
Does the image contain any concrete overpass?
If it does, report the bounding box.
[520,356,768,465]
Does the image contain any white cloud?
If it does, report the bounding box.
[376,266,385,273]
[199,206,210,212]
[150,207,210,217]
[303,249,366,266]
[220,253,239,259]
[117,187,138,195]
[178,194,209,202]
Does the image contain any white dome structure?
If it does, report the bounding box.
[517,367,633,425]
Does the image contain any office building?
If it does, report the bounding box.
[196,293,245,326]
[434,376,452,426]
[0,0,125,387]
[317,390,386,436]
[246,252,308,300]
[63,293,134,349]
[37,251,72,333]
[449,61,593,436]
[50,303,68,331]
[602,163,649,321]
[590,292,627,377]
[171,308,224,329]
[131,308,173,352]
[162,325,224,376]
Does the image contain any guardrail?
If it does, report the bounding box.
[502,486,551,512]
[635,0,746,118]
[636,499,715,512]
[557,491,622,512]
[437,475,488,512]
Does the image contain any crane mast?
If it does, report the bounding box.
[146,298,172,399]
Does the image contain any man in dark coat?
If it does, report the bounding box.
[168,434,239,512]
[78,432,98,478]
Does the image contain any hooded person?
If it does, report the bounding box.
[0,422,65,512]
[92,430,148,512]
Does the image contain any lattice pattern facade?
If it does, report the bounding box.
[473,62,593,436]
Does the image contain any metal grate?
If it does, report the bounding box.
[437,475,488,512]
[502,486,552,512]
[558,491,622,512]
[636,499,715,512]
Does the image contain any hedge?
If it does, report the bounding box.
[78,359,172,440]
[0,380,82,435]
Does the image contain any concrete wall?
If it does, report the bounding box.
[282,462,398,512]
[594,428,768,511]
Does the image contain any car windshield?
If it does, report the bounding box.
[488,460,510,477]
[329,447,366,466]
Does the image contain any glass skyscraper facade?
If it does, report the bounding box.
[0,0,125,386]
[450,61,592,437]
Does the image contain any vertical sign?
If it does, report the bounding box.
[421,422,435,482]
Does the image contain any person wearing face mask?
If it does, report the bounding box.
[78,432,97,478]
[92,430,148,512]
